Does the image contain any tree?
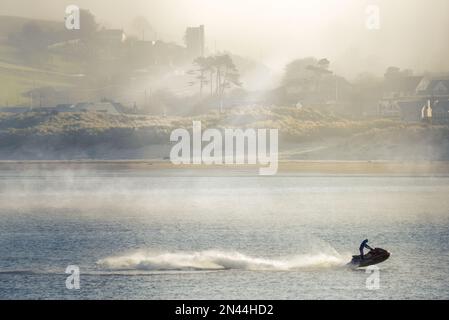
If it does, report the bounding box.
[282,57,334,103]
[8,22,45,51]
[317,58,330,70]
[206,56,216,95]
[7,22,51,64]
[131,16,155,41]
[213,55,240,92]
[213,54,241,112]
[187,54,241,111]
[282,57,318,87]
[78,9,99,40]
[384,66,413,79]
[188,56,209,96]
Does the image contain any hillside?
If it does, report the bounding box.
[0,16,63,40]
[0,16,80,106]
[0,106,448,160]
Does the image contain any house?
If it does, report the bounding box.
[185,25,205,58]
[378,75,449,121]
[383,75,423,99]
[55,102,121,115]
[378,100,401,118]
[378,75,423,117]
[432,100,449,123]
[95,29,126,45]
[397,100,426,122]
[281,74,352,108]
[395,98,449,123]
[416,77,449,97]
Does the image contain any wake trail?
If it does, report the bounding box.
[97,250,349,271]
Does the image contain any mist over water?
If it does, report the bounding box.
[0,0,448,302]
[1,168,448,299]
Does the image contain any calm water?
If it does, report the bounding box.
[0,169,448,299]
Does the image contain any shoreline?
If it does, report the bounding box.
[0,160,449,175]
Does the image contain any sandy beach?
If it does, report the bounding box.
[1,160,449,175]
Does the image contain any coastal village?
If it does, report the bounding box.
[1,11,449,125]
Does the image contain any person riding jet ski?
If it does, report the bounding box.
[359,239,373,260]
[349,240,390,267]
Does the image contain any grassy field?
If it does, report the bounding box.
[0,67,75,106]
[0,42,81,106]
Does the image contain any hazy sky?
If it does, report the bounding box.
[1,0,449,77]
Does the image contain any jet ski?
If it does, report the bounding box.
[349,248,390,268]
